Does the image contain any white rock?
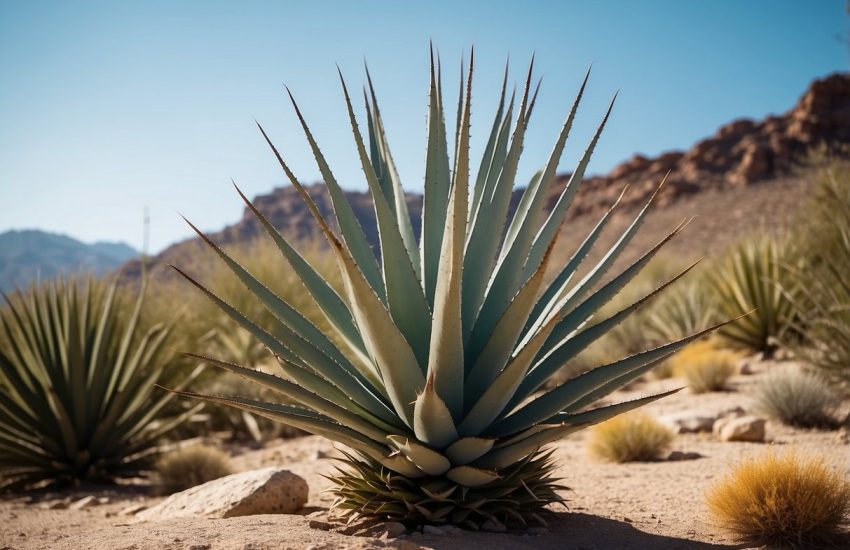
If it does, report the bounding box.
[136,467,307,521]
[716,415,766,442]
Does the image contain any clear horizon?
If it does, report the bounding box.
[1,0,847,253]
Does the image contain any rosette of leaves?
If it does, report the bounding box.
[170,49,724,528]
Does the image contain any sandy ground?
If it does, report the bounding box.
[2,360,848,550]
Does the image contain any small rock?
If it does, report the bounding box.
[660,412,717,433]
[439,525,461,535]
[422,525,445,536]
[666,451,702,461]
[119,504,147,516]
[834,429,849,445]
[719,406,746,418]
[716,415,766,442]
[136,467,308,521]
[380,522,407,538]
[481,519,507,532]
[308,519,334,531]
[738,359,758,375]
[623,517,633,523]
[39,499,69,510]
[311,449,331,461]
[69,496,99,510]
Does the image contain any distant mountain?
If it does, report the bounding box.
[0,229,138,291]
[123,72,850,283]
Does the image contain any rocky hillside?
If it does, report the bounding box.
[125,72,850,283]
[0,230,138,291]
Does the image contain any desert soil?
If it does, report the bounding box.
[2,359,848,550]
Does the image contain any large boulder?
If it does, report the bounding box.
[136,467,308,521]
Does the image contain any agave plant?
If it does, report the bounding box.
[171,50,725,528]
[0,278,202,490]
[710,237,797,355]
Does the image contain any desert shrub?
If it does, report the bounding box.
[155,444,233,494]
[669,339,737,393]
[556,254,688,384]
[148,238,339,440]
[710,237,799,355]
[199,363,305,442]
[788,160,850,391]
[706,450,850,548]
[587,412,674,463]
[646,279,718,344]
[753,365,840,428]
[0,277,201,491]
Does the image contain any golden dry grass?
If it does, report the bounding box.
[669,339,737,393]
[706,450,850,548]
[154,444,234,494]
[587,412,674,463]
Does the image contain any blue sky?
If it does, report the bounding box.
[0,1,846,253]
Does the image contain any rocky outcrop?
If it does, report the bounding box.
[552,72,850,218]
[122,73,850,283]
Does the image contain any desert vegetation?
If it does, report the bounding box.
[1,50,849,550]
[707,451,850,548]
[154,444,233,494]
[587,412,674,463]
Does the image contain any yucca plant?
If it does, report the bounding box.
[710,237,797,356]
[170,50,726,528]
[0,278,202,491]
[789,160,850,390]
[646,279,718,344]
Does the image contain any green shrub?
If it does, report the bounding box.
[753,365,840,428]
[155,444,233,494]
[710,237,798,355]
[789,161,850,391]
[201,363,306,442]
[0,278,200,491]
[557,254,689,384]
[707,450,850,548]
[588,412,674,463]
[646,279,718,344]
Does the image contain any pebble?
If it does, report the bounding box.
[380,521,407,538]
[480,519,507,532]
[69,495,99,510]
[119,503,148,516]
[666,451,702,461]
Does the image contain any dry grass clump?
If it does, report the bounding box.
[155,444,234,494]
[706,451,850,548]
[754,365,840,428]
[669,339,738,393]
[587,412,674,463]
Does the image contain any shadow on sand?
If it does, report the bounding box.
[410,512,740,550]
